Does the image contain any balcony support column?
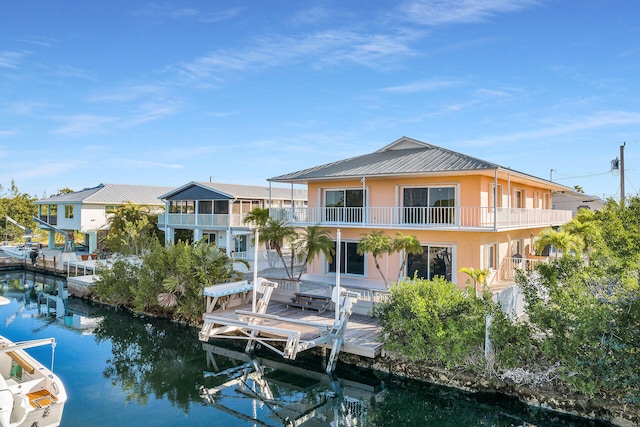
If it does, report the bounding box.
[494,169,498,232]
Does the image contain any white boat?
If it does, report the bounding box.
[0,297,66,427]
[0,245,36,261]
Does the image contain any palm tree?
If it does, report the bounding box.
[459,266,489,295]
[106,201,155,256]
[242,207,270,229]
[392,232,423,283]
[561,210,602,265]
[259,218,298,279]
[357,230,393,288]
[535,228,583,259]
[294,225,334,280]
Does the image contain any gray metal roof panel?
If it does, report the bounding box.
[269,137,498,182]
[36,183,174,205]
[159,182,307,201]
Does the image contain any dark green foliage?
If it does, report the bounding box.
[377,276,490,370]
[497,257,640,401]
[0,180,38,241]
[94,259,139,307]
[104,202,158,256]
[94,240,247,323]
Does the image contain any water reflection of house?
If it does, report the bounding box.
[268,137,575,290]
[158,182,306,269]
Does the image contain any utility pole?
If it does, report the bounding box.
[620,142,626,205]
[550,169,555,181]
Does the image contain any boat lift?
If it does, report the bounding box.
[4,216,34,245]
[198,229,359,374]
[32,217,73,254]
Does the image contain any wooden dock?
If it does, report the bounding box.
[201,299,383,359]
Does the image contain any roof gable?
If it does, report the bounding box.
[269,136,499,182]
[164,183,233,201]
[159,181,307,201]
[36,183,173,205]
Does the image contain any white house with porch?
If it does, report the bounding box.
[35,183,173,253]
[158,181,307,264]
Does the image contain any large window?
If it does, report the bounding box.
[234,235,247,253]
[169,201,195,214]
[214,200,229,215]
[406,245,452,281]
[403,186,455,224]
[199,201,212,214]
[328,241,364,276]
[325,189,364,222]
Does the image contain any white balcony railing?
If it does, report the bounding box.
[270,206,573,230]
[159,213,249,228]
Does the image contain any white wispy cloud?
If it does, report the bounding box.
[41,64,96,80]
[381,78,463,93]
[50,114,118,136]
[0,130,18,137]
[111,159,184,169]
[134,4,240,23]
[122,100,182,127]
[90,84,169,103]
[400,0,539,26]
[16,36,54,47]
[171,28,418,83]
[0,51,27,69]
[464,110,640,146]
[2,101,51,115]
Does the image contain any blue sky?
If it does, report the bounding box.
[1,0,638,200]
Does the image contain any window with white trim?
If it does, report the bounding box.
[406,245,453,281]
[486,243,497,270]
[402,186,455,224]
[328,241,365,275]
[324,189,364,222]
[64,205,74,219]
[490,184,503,209]
[514,189,524,208]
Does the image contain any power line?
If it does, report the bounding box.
[552,171,616,180]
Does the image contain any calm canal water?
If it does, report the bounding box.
[0,269,612,427]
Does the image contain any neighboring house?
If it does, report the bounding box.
[268,137,574,290]
[158,181,307,261]
[552,189,604,216]
[35,183,174,253]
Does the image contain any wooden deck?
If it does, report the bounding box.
[204,301,383,359]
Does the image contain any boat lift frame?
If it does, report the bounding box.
[198,229,358,374]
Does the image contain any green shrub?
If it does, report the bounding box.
[377,276,490,370]
[94,259,139,307]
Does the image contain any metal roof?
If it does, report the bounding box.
[159,182,307,201]
[269,137,500,182]
[35,183,174,205]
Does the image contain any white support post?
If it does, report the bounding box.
[334,229,341,323]
[252,229,259,313]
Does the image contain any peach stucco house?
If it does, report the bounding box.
[268,137,574,290]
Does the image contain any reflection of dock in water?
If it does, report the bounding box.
[199,278,383,375]
[201,343,385,427]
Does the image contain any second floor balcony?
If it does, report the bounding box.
[158,213,249,229]
[269,206,573,231]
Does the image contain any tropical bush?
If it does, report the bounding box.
[94,259,139,308]
[502,257,640,402]
[94,240,247,323]
[377,276,491,370]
